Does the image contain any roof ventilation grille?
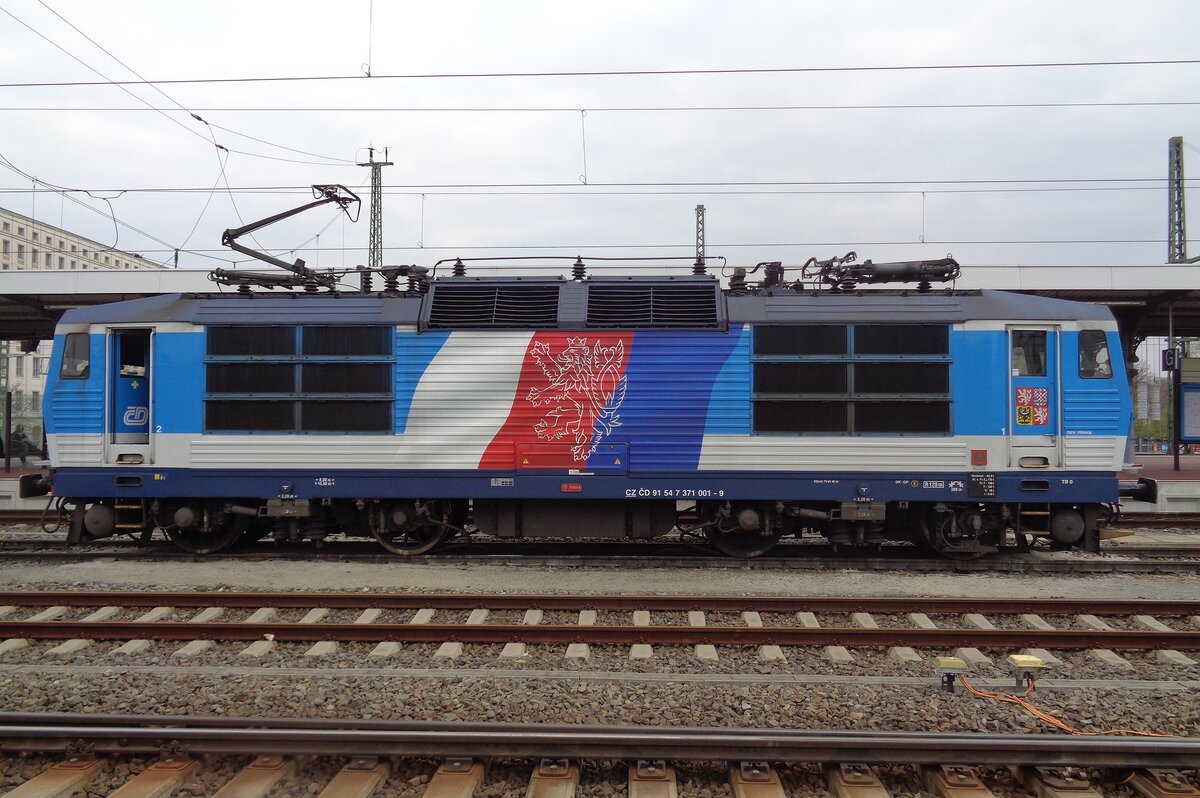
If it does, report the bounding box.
[426,284,561,329]
[586,283,720,329]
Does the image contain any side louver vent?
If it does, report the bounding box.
[426,284,561,329]
[587,282,721,329]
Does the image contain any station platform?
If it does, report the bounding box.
[0,462,48,510]
[1125,455,1200,513]
[1133,454,1200,480]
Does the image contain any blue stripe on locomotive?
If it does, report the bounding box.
[589,326,746,470]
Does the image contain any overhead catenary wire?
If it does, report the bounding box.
[0,177,1182,193]
[0,186,1181,198]
[1,0,354,267]
[80,238,1193,257]
[1,57,1196,89]
[0,151,236,266]
[0,5,211,148]
[3,100,1195,113]
[4,3,352,167]
[176,149,230,252]
[1,13,1188,269]
[35,0,354,165]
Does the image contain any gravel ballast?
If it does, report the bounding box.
[0,670,1194,737]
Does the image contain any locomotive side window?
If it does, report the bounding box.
[854,324,948,355]
[207,363,293,393]
[753,363,847,394]
[1078,330,1113,379]
[59,332,90,379]
[207,326,295,356]
[205,325,393,434]
[854,362,948,394]
[751,324,951,435]
[755,401,847,433]
[207,400,294,432]
[1011,330,1046,376]
[753,325,846,355]
[302,326,391,356]
[302,363,392,393]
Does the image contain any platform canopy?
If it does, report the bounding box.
[2,263,1200,341]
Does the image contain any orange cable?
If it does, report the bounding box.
[957,675,1179,738]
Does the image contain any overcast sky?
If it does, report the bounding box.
[0,1,1197,280]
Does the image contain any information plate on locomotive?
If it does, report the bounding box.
[968,473,997,498]
[840,501,885,521]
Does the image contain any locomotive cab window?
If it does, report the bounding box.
[1011,330,1046,376]
[1078,330,1112,379]
[59,333,90,379]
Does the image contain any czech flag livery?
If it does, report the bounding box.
[481,332,634,469]
[399,327,747,473]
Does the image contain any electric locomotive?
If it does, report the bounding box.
[26,252,1145,558]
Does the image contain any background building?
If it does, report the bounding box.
[1,205,161,455]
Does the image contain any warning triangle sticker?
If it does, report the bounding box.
[614,458,621,464]
[522,458,530,465]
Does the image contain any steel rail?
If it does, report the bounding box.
[1106,546,1200,558]
[1119,514,1200,529]
[2,621,1197,649]
[0,715,1196,766]
[1,591,1198,615]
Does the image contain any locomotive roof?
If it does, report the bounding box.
[58,279,1116,330]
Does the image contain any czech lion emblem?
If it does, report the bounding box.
[526,337,627,461]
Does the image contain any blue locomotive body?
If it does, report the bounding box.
[38,276,1134,557]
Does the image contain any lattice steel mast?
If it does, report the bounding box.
[358,147,393,271]
[1168,136,1198,264]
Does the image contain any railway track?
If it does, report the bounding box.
[2,595,1196,797]
[0,713,1196,798]
[0,591,1197,667]
[1117,513,1200,528]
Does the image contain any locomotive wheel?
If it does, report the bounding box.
[165,515,247,555]
[371,522,450,556]
[706,524,783,558]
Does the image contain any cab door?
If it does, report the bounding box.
[1007,326,1061,468]
[106,329,153,464]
